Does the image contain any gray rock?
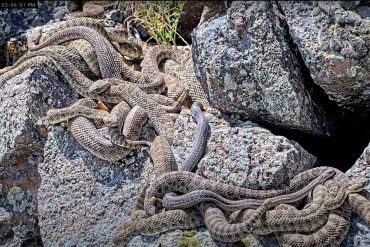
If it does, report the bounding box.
[173,109,317,190]
[128,109,315,247]
[0,66,75,245]
[344,142,370,246]
[278,1,370,112]
[0,1,68,67]
[38,126,150,246]
[192,1,331,136]
[107,9,123,23]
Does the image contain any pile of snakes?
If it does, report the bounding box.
[0,2,369,246]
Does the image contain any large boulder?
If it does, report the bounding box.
[173,109,318,189]
[278,1,370,112]
[192,1,331,136]
[123,108,315,247]
[0,66,75,245]
[37,126,151,246]
[344,142,370,246]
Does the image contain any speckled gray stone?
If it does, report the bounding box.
[192,1,331,136]
[173,109,317,190]
[0,66,76,245]
[38,126,151,246]
[278,1,370,113]
[343,141,370,247]
[0,1,68,66]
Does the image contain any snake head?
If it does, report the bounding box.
[348,178,369,193]
[27,29,42,46]
[320,168,336,181]
[263,198,274,209]
[88,80,113,94]
[103,115,118,127]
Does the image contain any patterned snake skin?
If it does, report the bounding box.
[68,1,118,19]
[274,179,352,247]
[67,98,130,162]
[163,169,335,212]
[88,80,177,141]
[179,102,210,172]
[28,26,123,79]
[141,45,188,100]
[162,47,211,109]
[143,167,337,215]
[0,46,90,77]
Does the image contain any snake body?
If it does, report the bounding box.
[47,103,111,125]
[67,39,101,77]
[112,209,204,246]
[143,167,336,215]
[68,1,117,19]
[163,49,211,109]
[88,80,176,141]
[28,26,123,79]
[141,45,188,99]
[348,192,370,225]
[275,179,352,247]
[67,98,130,162]
[0,46,90,77]
[40,17,127,43]
[108,127,151,148]
[179,102,210,172]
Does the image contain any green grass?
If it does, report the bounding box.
[134,1,187,45]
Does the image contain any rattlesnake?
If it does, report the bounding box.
[179,102,210,172]
[163,169,335,212]
[141,45,189,100]
[0,46,91,77]
[66,98,130,162]
[274,179,352,247]
[162,47,211,110]
[143,167,337,215]
[28,26,123,79]
[0,46,94,82]
[68,1,118,19]
[88,80,178,141]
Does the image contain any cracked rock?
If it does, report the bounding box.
[278,1,370,113]
[192,1,331,136]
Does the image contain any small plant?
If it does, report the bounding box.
[134,1,187,45]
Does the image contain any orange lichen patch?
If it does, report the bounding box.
[327,58,350,77]
[0,180,13,192]
[11,212,23,225]
[16,168,41,190]
[0,166,41,193]
[97,100,110,111]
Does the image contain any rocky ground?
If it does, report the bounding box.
[0,1,370,246]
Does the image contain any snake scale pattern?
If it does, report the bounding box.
[1,3,369,247]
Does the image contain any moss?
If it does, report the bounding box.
[327,23,339,34]
[178,230,201,247]
[241,236,253,246]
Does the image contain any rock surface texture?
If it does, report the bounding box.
[344,142,370,247]
[192,1,331,136]
[0,1,68,67]
[38,127,150,246]
[123,109,313,246]
[1,1,370,246]
[278,1,370,113]
[0,67,75,245]
[172,109,318,190]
